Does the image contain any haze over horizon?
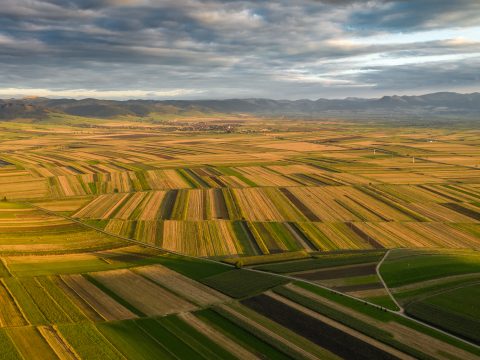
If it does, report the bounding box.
[1,90,480,102]
[1,0,479,100]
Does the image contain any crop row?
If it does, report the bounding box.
[0,203,124,255]
[73,185,480,226]
[100,216,480,257]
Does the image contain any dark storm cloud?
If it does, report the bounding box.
[0,0,478,99]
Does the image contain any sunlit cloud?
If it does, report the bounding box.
[347,26,480,46]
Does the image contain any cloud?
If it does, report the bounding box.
[0,0,478,99]
[352,58,480,92]
[347,0,480,33]
[0,87,203,99]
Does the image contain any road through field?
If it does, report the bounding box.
[376,250,404,313]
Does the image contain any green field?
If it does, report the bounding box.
[406,284,480,344]
[201,269,288,298]
[380,249,480,288]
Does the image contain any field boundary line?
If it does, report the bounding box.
[406,279,480,306]
[135,321,183,360]
[35,278,74,323]
[0,257,13,277]
[0,278,31,326]
[24,202,480,351]
[393,272,480,293]
[376,249,404,313]
[57,276,107,322]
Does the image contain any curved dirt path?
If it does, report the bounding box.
[376,249,404,313]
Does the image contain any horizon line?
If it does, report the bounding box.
[1,90,479,103]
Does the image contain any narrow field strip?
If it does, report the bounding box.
[38,325,79,360]
[134,265,229,307]
[7,326,59,360]
[91,269,197,316]
[178,312,260,359]
[61,274,137,321]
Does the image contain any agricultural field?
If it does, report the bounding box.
[253,250,400,310]
[379,248,480,344]
[4,224,474,360]
[0,202,121,255]
[0,118,478,358]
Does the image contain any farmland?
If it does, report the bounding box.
[253,250,400,310]
[2,120,479,258]
[0,117,478,358]
[379,248,480,344]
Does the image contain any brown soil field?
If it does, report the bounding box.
[92,269,197,316]
[243,292,404,360]
[134,265,229,306]
[331,283,384,292]
[55,277,104,322]
[61,274,136,321]
[267,291,412,359]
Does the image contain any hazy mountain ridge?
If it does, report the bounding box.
[0,92,479,120]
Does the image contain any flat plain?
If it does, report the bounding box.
[0,116,479,359]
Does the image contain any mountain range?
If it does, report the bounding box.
[0,92,479,120]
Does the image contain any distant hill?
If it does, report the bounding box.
[1,92,479,120]
[0,100,48,119]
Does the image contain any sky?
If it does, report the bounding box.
[0,0,479,100]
